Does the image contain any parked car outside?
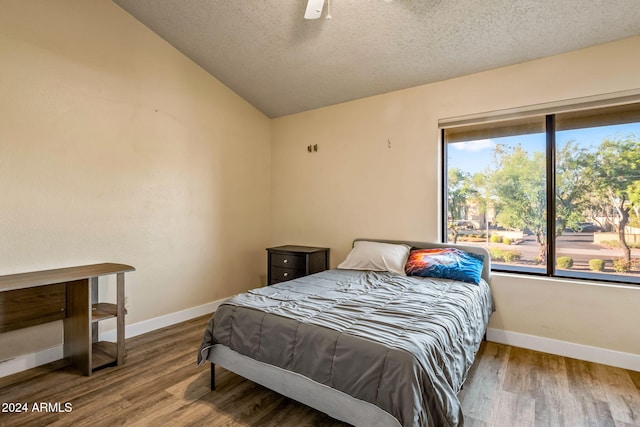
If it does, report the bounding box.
[574,222,604,232]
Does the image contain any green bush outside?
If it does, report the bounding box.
[489,248,521,263]
[556,256,573,269]
[502,250,520,262]
[589,259,605,272]
[614,258,631,273]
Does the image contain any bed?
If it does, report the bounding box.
[198,239,493,427]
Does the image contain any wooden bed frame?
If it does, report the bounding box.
[206,238,491,426]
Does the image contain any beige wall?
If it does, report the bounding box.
[0,0,271,360]
[271,37,640,356]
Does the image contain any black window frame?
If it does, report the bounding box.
[441,105,640,286]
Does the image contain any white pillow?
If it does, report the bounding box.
[337,241,411,276]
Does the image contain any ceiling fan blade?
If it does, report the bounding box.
[304,0,325,19]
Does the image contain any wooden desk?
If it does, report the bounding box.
[0,263,135,376]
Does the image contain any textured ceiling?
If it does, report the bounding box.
[112,0,640,118]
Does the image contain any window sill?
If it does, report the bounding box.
[492,270,640,290]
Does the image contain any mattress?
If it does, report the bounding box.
[199,268,493,427]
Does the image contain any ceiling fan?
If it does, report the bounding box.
[304,0,393,20]
[304,0,326,20]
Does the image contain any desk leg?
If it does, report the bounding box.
[116,272,126,366]
[64,278,91,376]
[91,278,98,344]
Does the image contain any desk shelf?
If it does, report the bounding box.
[91,303,118,322]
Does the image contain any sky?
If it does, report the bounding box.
[448,122,640,175]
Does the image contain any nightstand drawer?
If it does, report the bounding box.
[270,266,305,283]
[271,253,305,269]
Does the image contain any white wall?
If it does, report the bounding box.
[0,0,271,363]
[271,37,640,362]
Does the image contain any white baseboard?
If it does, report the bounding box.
[0,298,227,379]
[487,328,640,372]
[101,297,228,342]
[0,345,64,378]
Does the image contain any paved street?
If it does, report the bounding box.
[523,232,637,260]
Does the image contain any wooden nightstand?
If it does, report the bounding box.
[266,245,330,285]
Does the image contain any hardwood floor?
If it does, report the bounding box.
[1,315,638,427]
[458,342,640,427]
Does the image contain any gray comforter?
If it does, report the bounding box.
[198,269,493,427]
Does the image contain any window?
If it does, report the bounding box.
[442,102,640,284]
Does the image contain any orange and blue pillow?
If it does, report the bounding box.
[404,248,484,284]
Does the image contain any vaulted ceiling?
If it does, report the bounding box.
[113,0,640,118]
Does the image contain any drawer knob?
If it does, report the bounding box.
[283,272,289,277]
[283,259,288,264]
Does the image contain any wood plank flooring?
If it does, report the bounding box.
[0,314,638,427]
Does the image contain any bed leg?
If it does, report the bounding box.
[210,363,216,390]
